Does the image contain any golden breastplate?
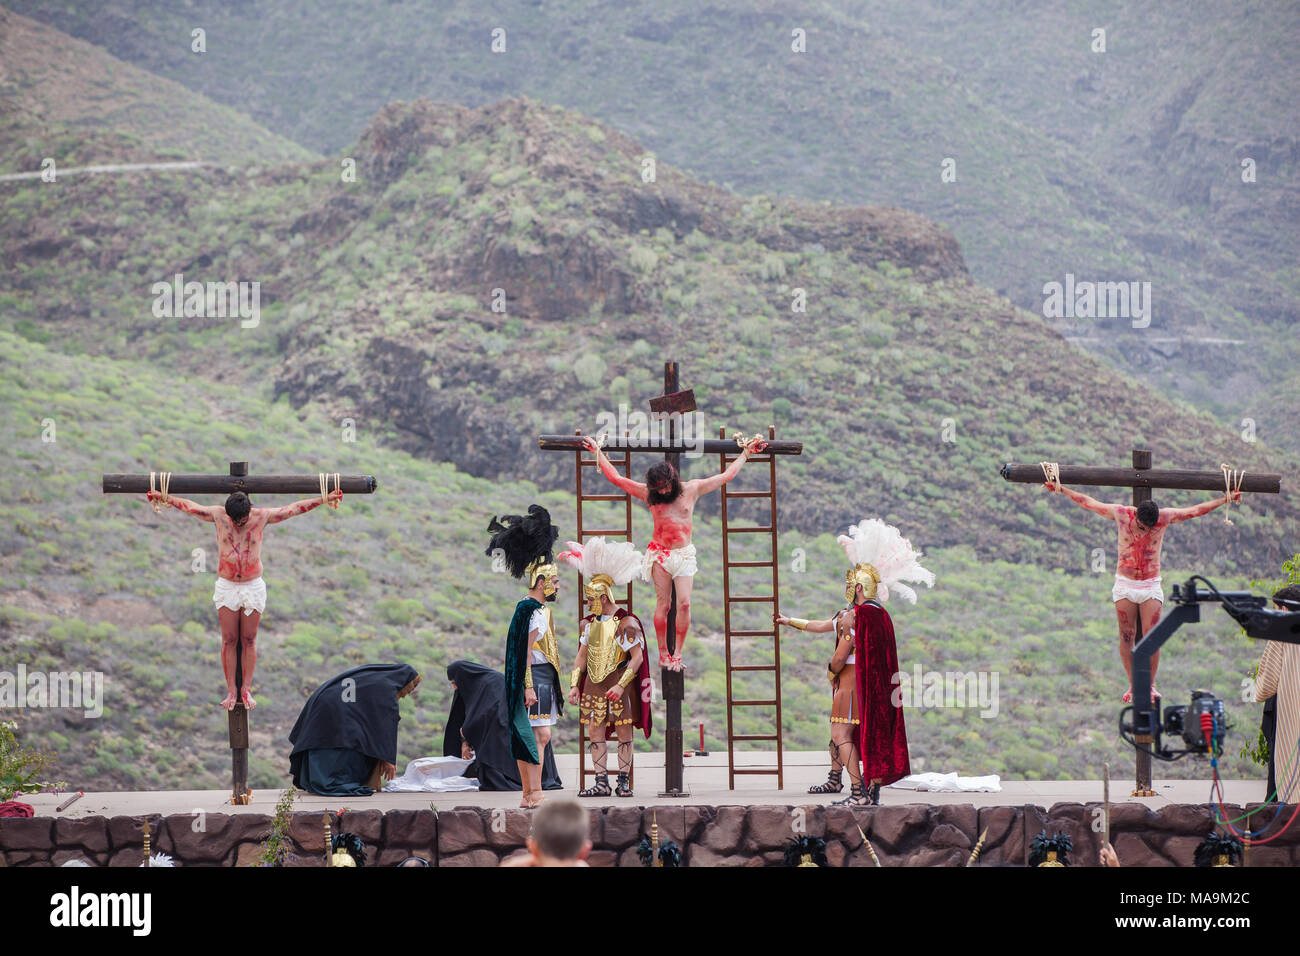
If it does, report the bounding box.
[586,617,631,683]
[533,606,561,672]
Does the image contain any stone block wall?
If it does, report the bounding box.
[2,803,1296,866]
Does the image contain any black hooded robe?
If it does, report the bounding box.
[288,663,419,796]
[445,660,561,790]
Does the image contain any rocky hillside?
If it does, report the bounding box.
[7,0,1295,421]
[0,7,316,173]
[2,95,1294,573]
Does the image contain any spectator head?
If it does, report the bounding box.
[527,799,591,865]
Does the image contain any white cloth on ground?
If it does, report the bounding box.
[888,772,1002,792]
[382,756,479,792]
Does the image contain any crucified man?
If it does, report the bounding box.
[582,434,766,672]
[1044,481,1239,702]
[147,487,343,710]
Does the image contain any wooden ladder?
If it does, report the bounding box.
[719,424,784,789]
[573,430,635,790]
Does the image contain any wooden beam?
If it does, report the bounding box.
[1000,463,1279,494]
[648,388,697,416]
[539,436,803,456]
[102,473,379,494]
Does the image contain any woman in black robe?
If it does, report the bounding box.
[288,663,421,796]
[444,660,562,791]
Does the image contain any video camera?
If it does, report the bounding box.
[1118,576,1300,762]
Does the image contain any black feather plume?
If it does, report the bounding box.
[1193,831,1242,867]
[331,832,367,867]
[485,505,559,579]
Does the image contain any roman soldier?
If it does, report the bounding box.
[558,537,652,797]
[486,505,562,809]
[776,518,933,806]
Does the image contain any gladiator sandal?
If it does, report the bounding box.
[578,773,612,797]
[615,772,634,797]
[808,768,844,794]
[866,782,882,806]
[833,782,870,807]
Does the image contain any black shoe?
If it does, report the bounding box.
[579,773,611,797]
[833,782,870,807]
[809,770,844,794]
[615,772,634,797]
[866,782,881,806]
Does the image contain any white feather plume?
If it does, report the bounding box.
[837,518,934,604]
[555,537,642,586]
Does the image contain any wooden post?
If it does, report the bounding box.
[1130,450,1157,796]
[228,460,252,805]
[654,361,689,796]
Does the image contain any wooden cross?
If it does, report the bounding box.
[102,460,379,804]
[1001,450,1281,795]
[649,361,693,795]
[540,363,801,795]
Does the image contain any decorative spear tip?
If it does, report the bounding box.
[967,826,989,867]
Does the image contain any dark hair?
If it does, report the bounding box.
[530,799,589,860]
[1135,500,1159,528]
[1273,585,1300,609]
[225,492,252,523]
[645,461,682,505]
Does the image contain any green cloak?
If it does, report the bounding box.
[505,597,541,764]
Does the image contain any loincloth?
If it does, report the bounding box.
[1112,574,1163,606]
[830,661,859,725]
[213,576,266,616]
[642,541,698,581]
[579,668,641,730]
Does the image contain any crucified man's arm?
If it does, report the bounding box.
[1163,491,1241,523]
[263,489,343,524]
[150,494,216,522]
[582,436,647,501]
[1046,483,1119,519]
[693,438,768,495]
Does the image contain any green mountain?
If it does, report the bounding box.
[3,94,1294,570]
[6,0,1295,425]
[0,7,317,173]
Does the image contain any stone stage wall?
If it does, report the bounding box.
[2,802,1297,866]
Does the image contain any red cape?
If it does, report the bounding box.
[853,601,910,785]
[578,608,653,741]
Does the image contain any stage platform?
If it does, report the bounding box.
[19,750,1264,816]
[6,752,1291,866]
